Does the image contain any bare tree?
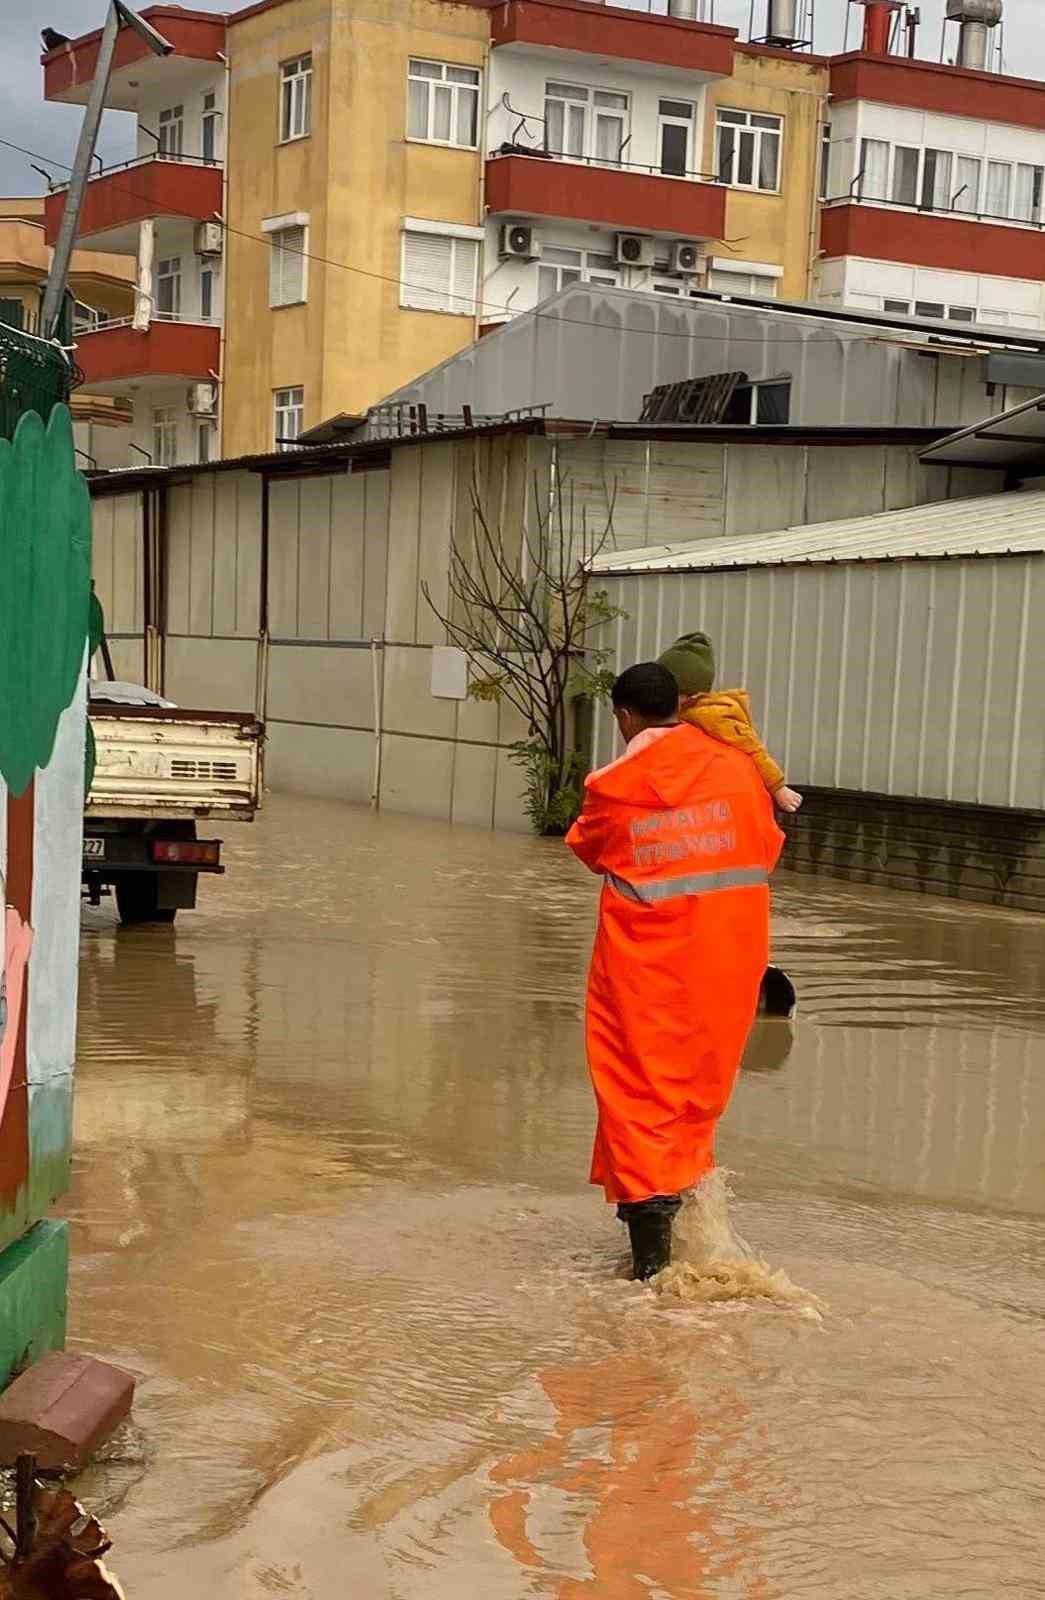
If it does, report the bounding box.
[422,475,622,834]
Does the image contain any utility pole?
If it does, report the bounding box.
[41,0,172,340]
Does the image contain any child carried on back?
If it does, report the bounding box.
[657,632,802,814]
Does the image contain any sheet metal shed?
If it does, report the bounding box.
[590,488,1045,812]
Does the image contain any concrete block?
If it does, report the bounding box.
[0,1350,134,1469]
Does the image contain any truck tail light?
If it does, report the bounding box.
[151,840,221,866]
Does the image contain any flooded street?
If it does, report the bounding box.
[69,795,1045,1598]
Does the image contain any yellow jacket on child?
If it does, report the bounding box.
[680,690,785,795]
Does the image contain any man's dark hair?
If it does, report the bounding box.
[611,662,679,721]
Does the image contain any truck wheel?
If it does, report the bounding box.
[114,876,176,925]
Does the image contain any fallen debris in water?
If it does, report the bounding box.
[0,1455,124,1600]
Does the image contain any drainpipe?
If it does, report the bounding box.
[474,35,491,340]
[217,46,231,457]
[806,86,830,302]
[370,637,384,808]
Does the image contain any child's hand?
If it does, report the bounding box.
[773,785,803,813]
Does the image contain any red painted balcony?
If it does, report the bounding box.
[821,201,1045,282]
[491,0,735,78]
[829,52,1045,135]
[43,6,224,107]
[486,152,727,238]
[45,157,222,255]
[74,318,220,394]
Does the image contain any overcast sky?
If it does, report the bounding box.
[4,0,1044,194]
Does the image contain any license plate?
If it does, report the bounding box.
[83,837,106,859]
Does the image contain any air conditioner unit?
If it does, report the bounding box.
[194,220,223,257]
[499,223,541,261]
[615,233,655,269]
[186,381,218,418]
[669,239,705,276]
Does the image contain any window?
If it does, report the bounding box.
[400,228,479,315]
[920,148,952,210]
[819,123,831,199]
[715,109,781,192]
[985,160,1011,218]
[537,246,618,300]
[1014,163,1044,223]
[280,54,312,142]
[202,91,219,163]
[884,298,977,323]
[953,155,981,214]
[707,268,778,298]
[268,224,307,307]
[274,387,304,449]
[0,298,25,330]
[544,82,628,165]
[658,99,694,178]
[158,105,183,156]
[197,422,215,463]
[200,264,215,321]
[891,145,919,206]
[153,407,178,466]
[857,138,889,201]
[156,256,181,317]
[722,377,791,424]
[407,59,479,148]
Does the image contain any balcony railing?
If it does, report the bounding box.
[823,190,1045,232]
[489,142,723,187]
[47,150,223,197]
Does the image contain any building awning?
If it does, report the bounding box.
[589,487,1045,575]
[920,392,1045,473]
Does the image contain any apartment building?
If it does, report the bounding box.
[0,196,134,466]
[40,0,1045,463]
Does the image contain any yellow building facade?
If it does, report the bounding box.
[222,0,489,455]
[705,46,829,304]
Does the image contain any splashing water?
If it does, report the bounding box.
[655,1169,824,1313]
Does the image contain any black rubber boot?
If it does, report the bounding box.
[618,1195,682,1281]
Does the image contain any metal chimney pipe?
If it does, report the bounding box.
[668,0,700,17]
[946,0,1003,70]
[862,1,895,53]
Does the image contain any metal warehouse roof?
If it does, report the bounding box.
[590,488,1045,574]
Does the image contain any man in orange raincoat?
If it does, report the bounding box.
[566,662,784,1279]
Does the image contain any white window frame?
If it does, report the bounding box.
[73,299,102,333]
[858,140,1043,225]
[536,245,619,300]
[274,386,305,450]
[263,212,309,308]
[201,90,221,164]
[724,376,791,424]
[707,267,779,298]
[657,98,696,180]
[280,54,312,143]
[153,406,178,466]
[399,218,483,316]
[197,420,216,463]
[544,80,630,167]
[199,262,216,322]
[155,255,182,318]
[158,104,184,157]
[406,58,480,150]
[883,297,978,323]
[715,108,782,193]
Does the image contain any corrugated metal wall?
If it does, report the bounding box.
[593,555,1045,809]
[380,285,1042,429]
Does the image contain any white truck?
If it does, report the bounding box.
[84,681,264,924]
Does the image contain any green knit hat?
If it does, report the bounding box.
[657,632,715,697]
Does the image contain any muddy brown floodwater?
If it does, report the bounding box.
[69,795,1045,1598]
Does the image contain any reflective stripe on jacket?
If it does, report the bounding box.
[567,723,784,1204]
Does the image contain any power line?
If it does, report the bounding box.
[0,132,1016,351]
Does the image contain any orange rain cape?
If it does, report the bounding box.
[567,723,784,1203]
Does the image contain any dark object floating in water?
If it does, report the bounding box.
[759,965,795,1018]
